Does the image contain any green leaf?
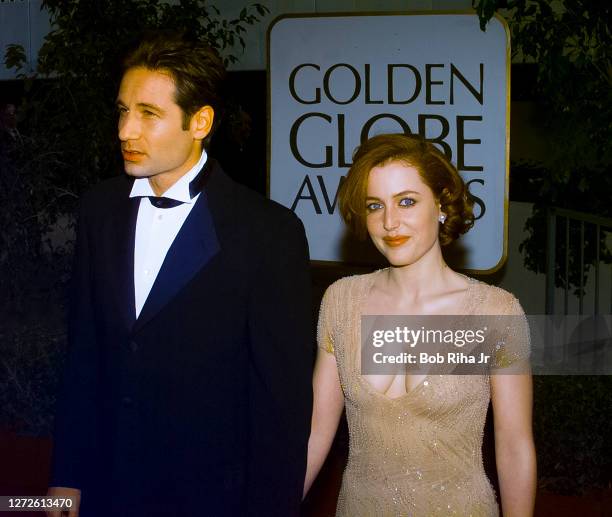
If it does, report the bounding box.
[4,44,28,72]
[472,0,501,31]
[255,4,269,17]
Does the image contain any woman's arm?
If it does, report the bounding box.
[491,369,537,517]
[303,348,345,498]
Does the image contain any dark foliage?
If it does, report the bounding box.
[534,376,612,494]
[475,0,612,288]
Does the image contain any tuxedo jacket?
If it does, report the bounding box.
[50,160,314,516]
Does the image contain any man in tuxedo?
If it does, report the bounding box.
[48,32,314,517]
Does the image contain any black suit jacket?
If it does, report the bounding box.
[50,160,314,516]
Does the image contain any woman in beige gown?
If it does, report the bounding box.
[304,134,536,516]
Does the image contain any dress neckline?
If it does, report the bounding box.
[361,268,478,316]
[355,269,479,402]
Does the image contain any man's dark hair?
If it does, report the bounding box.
[122,31,227,147]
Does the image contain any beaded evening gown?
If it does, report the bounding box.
[317,270,530,517]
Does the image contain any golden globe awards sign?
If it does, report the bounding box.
[268,13,510,271]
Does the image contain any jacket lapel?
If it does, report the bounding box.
[132,190,220,333]
[106,179,139,331]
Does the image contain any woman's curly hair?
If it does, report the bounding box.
[338,133,474,246]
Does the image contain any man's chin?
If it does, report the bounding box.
[123,163,150,177]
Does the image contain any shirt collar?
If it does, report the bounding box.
[129,149,208,203]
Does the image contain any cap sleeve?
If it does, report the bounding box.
[492,295,531,370]
[317,284,337,355]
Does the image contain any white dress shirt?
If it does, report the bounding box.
[130,150,208,318]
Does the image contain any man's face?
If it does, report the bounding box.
[116,67,203,184]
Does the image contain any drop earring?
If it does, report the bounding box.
[438,213,447,224]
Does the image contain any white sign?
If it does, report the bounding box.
[268,13,510,271]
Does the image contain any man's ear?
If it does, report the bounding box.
[191,105,215,141]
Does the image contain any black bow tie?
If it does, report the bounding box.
[147,197,183,209]
[140,158,212,209]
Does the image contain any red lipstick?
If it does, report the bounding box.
[383,236,410,247]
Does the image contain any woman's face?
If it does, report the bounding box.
[365,160,442,267]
